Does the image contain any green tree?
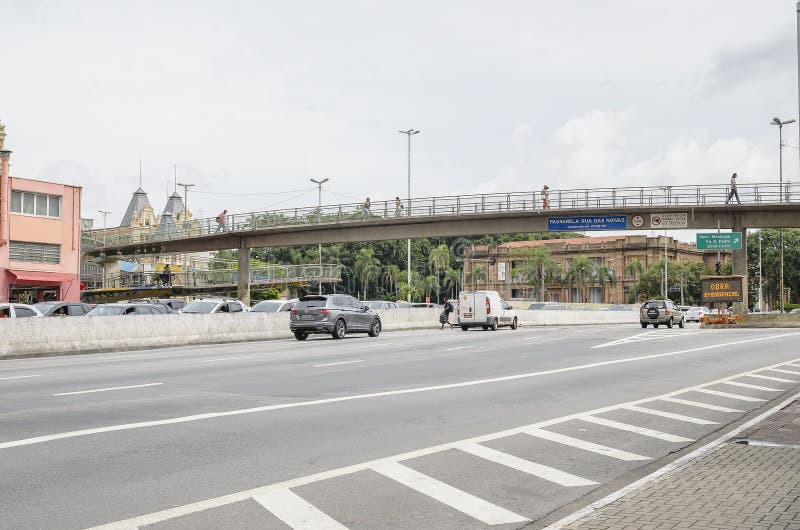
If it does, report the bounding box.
[353,248,381,299]
[594,263,616,303]
[443,268,461,299]
[567,256,593,303]
[382,264,402,297]
[428,244,451,303]
[624,258,644,303]
[466,264,487,290]
[511,246,557,300]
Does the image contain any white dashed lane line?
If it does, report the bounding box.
[0,374,40,380]
[52,383,164,397]
[199,356,256,362]
[313,360,364,368]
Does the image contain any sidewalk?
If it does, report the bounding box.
[558,398,800,530]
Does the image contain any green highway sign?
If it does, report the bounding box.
[696,232,742,250]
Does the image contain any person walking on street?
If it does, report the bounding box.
[541,185,550,209]
[215,209,227,233]
[363,197,371,216]
[394,196,404,217]
[440,299,455,329]
[726,173,741,204]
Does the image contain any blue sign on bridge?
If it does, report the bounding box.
[547,215,628,231]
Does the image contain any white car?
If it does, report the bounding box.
[182,298,251,314]
[457,290,518,331]
[685,306,710,322]
[0,303,44,319]
[251,299,298,313]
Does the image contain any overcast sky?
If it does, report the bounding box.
[2,1,799,228]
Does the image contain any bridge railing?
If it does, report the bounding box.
[82,182,796,251]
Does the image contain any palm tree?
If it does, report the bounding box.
[569,256,593,303]
[423,275,438,302]
[353,248,381,299]
[511,246,556,300]
[624,258,644,303]
[382,264,402,297]
[595,264,616,304]
[466,264,487,290]
[443,268,461,299]
[428,244,451,303]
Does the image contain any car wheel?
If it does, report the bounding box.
[461,325,469,331]
[666,318,673,329]
[368,318,381,337]
[654,323,660,328]
[490,318,498,331]
[511,317,518,330]
[482,325,489,330]
[332,319,346,339]
[641,322,648,328]
[294,331,308,341]
[678,317,685,329]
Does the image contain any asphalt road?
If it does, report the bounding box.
[2,323,800,530]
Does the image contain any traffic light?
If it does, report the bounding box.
[715,262,721,275]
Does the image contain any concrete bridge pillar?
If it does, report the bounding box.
[237,239,251,306]
[731,215,748,315]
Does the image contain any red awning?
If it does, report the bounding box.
[8,270,77,284]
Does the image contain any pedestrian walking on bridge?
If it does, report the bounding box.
[215,209,227,233]
[725,173,741,204]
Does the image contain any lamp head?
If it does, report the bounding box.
[772,117,782,125]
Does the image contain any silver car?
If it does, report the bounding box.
[639,299,685,328]
[290,295,382,340]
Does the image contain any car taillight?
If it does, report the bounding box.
[317,309,330,314]
[664,309,670,315]
[486,298,491,314]
[290,309,298,315]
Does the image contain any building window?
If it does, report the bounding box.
[10,190,62,218]
[9,241,61,264]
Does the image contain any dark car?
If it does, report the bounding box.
[639,299,685,328]
[290,294,381,340]
[86,303,170,316]
[34,301,92,316]
[130,298,184,313]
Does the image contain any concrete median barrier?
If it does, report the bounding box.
[0,308,637,359]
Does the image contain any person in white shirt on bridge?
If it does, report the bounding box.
[541,185,550,209]
[726,173,741,204]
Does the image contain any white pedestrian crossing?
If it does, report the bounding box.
[577,415,693,442]
[522,427,651,461]
[694,388,766,402]
[620,405,718,425]
[720,380,782,392]
[767,368,800,376]
[253,488,348,530]
[746,373,798,383]
[660,397,742,413]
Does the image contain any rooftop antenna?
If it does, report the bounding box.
[138,159,142,188]
[173,164,177,193]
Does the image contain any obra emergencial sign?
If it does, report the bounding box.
[547,215,627,231]
[700,276,744,303]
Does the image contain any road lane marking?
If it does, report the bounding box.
[253,488,348,530]
[719,381,782,392]
[522,428,650,461]
[746,373,798,383]
[313,360,364,368]
[522,336,542,340]
[444,346,473,351]
[577,415,693,442]
[5,335,799,451]
[785,362,800,368]
[370,461,529,525]
[456,442,597,486]
[0,374,40,380]
[52,383,164,396]
[660,397,742,413]
[768,368,800,375]
[200,356,256,362]
[620,405,717,425]
[694,388,766,402]
[84,357,800,530]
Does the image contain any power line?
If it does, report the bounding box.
[192,187,315,197]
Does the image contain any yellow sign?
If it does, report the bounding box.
[701,276,743,303]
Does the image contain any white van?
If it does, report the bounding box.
[457,290,518,331]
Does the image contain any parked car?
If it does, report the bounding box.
[606,304,636,311]
[181,298,250,314]
[790,308,800,314]
[252,299,297,313]
[130,298,185,313]
[365,301,399,310]
[457,290,518,330]
[34,301,92,316]
[528,302,560,310]
[639,299,685,328]
[0,303,44,318]
[685,306,711,322]
[86,303,169,316]
[289,294,382,340]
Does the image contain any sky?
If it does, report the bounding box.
[2,1,799,230]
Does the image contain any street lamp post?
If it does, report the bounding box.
[771,117,795,312]
[758,234,763,312]
[310,178,329,295]
[177,182,195,285]
[399,129,419,302]
[98,210,110,230]
[98,210,111,288]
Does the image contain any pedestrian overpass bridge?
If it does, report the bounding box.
[81,181,800,305]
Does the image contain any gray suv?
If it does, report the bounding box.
[640,299,685,328]
[290,295,382,340]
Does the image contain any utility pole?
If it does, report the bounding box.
[663,230,668,300]
[310,178,329,295]
[771,117,795,312]
[177,180,195,286]
[98,210,111,230]
[399,129,419,302]
[758,234,763,311]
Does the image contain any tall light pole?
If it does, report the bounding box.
[177,182,195,283]
[771,117,795,312]
[177,182,195,227]
[758,233,763,311]
[398,128,419,302]
[663,230,668,300]
[98,210,111,230]
[310,177,329,295]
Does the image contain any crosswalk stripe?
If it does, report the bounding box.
[660,397,743,413]
[720,381,782,392]
[621,405,718,425]
[370,461,529,525]
[455,442,597,486]
[576,415,693,442]
[785,362,800,368]
[522,427,650,461]
[694,388,766,402]
[746,373,798,383]
[767,368,800,376]
[252,488,348,530]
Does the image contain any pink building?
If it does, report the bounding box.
[0,124,83,303]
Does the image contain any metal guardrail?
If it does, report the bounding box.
[81,264,343,290]
[81,182,797,251]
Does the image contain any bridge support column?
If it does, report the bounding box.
[237,239,251,306]
[731,216,748,315]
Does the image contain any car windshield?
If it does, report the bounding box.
[296,298,327,309]
[34,303,56,314]
[182,301,218,313]
[253,302,281,312]
[87,306,125,316]
[367,302,384,309]
[645,301,666,309]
